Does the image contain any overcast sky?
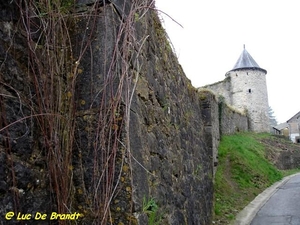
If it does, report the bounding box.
[155,0,300,124]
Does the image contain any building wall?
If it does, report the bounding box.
[289,121,299,134]
[288,122,299,143]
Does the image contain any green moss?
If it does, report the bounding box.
[198,89,218,101]
[134,12,140,22]
[193,164,203,180]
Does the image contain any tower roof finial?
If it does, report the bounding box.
[243,44,245,49]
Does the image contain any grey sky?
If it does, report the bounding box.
[155,0,300,123]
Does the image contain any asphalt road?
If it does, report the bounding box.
[250,174,300,225]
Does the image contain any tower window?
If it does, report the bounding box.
[248,89,252,93]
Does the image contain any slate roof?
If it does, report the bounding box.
[274,122,289,131]
[287,111,300,123]
[230,46,267,74]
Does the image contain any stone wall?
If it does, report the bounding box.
[203,68,269,133]
[0,1,252,224]
[276,152,300,170]
[125,8,215,224]
[203,77,232,105]
[199,90,249,175]
[0,1,215,224]
[219,101,249,135]
[227,69,269,132]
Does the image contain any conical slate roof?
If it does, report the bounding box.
[230,46,267,74]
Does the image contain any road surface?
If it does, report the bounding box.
[250,173,300,225]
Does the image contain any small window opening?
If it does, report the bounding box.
[248,89,252,93]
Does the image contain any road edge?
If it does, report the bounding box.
[234,172,300,225]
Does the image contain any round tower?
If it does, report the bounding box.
[225,46,269,132]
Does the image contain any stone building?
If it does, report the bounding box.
[286,112,300,142]
[202,46,270,132]
[273,112,300,143]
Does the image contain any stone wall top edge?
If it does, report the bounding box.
[198,89,247,117]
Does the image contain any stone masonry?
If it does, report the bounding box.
[0,1,250,224]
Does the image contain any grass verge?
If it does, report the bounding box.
[213,132,300,224]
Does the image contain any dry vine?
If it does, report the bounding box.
[0,0,154,224]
